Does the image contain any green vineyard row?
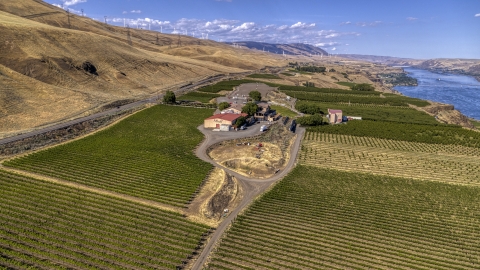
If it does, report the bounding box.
[0,170,210,270]
[4,105,214,207]
[207,166,480,270]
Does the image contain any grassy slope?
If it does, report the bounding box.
[4,105,214,207]
[208,166,480,269]
[0,170,210,269]
[270,105,298,118]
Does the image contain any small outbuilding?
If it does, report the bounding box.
[328,109,343,124]
[204,113,248,129]
[254,102,271,121]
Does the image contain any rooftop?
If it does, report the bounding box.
[328,109,342,114]
[206,113,248,122]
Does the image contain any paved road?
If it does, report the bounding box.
[191,125,305,269]
[0,74,225,146]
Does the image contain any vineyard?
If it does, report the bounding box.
[4,105,214,207]
[178,92,222,103]
[295,101,440,125]
[309,120,480,148]
[0,170,211,270]
[301,132,480,185]
[284,90,429,107]
[246,74,281,79]
[197,80,257,93]
[207,166,480,270]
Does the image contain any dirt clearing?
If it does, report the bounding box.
[186,168,243,227]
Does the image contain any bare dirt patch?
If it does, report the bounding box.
[208,123,296,178]
[186,168,243,227]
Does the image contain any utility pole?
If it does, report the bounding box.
[127,26,132,46]
[66,9,71,29]
[81,9,84,17]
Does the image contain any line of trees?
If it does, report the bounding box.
[296,66,326,73]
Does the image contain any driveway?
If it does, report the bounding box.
[191,125,305,269]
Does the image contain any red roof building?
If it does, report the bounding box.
[204,113,248,129]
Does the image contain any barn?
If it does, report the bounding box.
[204,113,248,129]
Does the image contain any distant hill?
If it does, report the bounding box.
[225,41,329,57]
[341,54,480,82]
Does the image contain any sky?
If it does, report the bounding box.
[45,0,480,59]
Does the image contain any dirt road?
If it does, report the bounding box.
[191,125,305,269]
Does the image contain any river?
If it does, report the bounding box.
[394,68,480,120]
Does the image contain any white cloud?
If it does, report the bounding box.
[340,21,351,25]
[406,17,418,21]
[232,22,256,32]
[357,21,382,27]
[131,10,141,14]
[475,13,480,17]
[290,22,315,29]
[62,0,86,7]
[107,16,357,48]
[331,47,337,51]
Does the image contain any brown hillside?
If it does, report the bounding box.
[0,0,285,137]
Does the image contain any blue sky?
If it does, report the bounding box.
[46,0,480,59]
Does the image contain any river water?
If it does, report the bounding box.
[394,68,480,120]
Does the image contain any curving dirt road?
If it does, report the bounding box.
[191,125,305,270]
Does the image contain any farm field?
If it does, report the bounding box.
[309,120,480,148]
[301,132,480,185]
[270,105,298,118]
[0,170,211,270]
[207,166,480,270]
[197,80,257,93]
[296,101,438,124]
[4,105,214,207]
[178,92,222,103]
[283,90,429,107]
[246,74,281,79]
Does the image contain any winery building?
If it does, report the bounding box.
[204,113,248,129]
[328,109,343,124]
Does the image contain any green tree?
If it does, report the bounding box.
[235,116,247,127]
[219,102,230,110]
[296,103,323,115]
[163,91,176,104]
[351,83,375,91]
[249,91,262,101]
[296,114,325,126]
[242,102,259,116]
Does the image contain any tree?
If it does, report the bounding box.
[163,91,176,104]
[235,116,247,127]
[219,102,230,110]
[303,81,315,87]
[242,102,258,116]
[249,91,262,101]
[351,83,375,91]
[296,114,325,126]
[296,103,323,115]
